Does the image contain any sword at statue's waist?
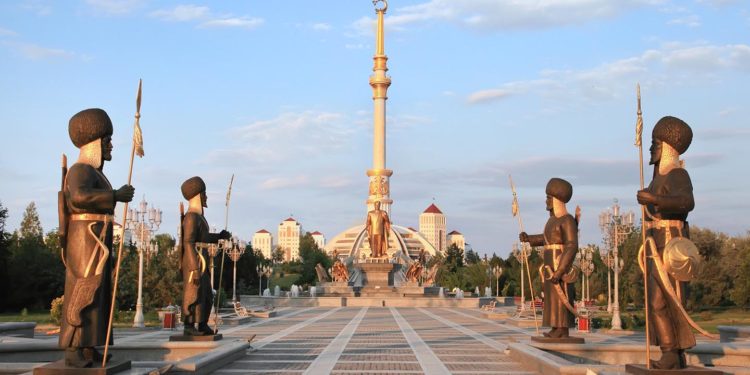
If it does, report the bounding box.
[70,213,113,222]
[644,219,684,230]
[544,244,563,251]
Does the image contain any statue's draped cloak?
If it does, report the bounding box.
[527,214,578,328]
[59,163,115,349]
[181,212,220,324]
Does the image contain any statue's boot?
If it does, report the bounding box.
[678,349,687,368]
[650,349,683,370]
[83,347,111,363]
[64,347,93,368]
[184,324,204,336]
[556,327,570,338]
[198,323,215,335]
[543,327,558,338]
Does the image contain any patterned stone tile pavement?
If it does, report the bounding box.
[210,307,540,375]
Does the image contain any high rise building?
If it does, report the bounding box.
[311,231,325,250]
[419,203,447,253]
[278,217,301,261]
[448,230,465,250]
[252,229,273,260]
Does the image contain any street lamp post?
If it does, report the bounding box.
[257,264,271,297]
[576,246,595,304]
[493,265,503,298]
[599,199,634,331]
[511,242,531,311]
[221,236,246,302]
[603,249,613,313]
[125,196,162,328]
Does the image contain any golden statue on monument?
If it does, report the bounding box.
[365,201,391,258]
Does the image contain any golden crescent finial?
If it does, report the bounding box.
[373,0,387,13]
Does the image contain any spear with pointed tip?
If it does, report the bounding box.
[634,83,652,368]
[212,174,234,333]
[509,175,540,334]
[103,79,144,367]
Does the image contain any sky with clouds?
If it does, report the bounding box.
[1,0,748,258]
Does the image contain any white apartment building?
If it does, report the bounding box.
[311,231,325,250]
[448,230,465,250]
[278,217,301,261]
[252,229,273,260]
[419,203,447,253]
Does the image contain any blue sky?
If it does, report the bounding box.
[1,0,748,257]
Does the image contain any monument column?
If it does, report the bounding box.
[367,0,393,215]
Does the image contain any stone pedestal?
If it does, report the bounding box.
[169,334,223,342]
[356,261,396,289]
[397,281,424,296]
[318,282,354,296]
[625,364,723,375]
[531,336,584,344]
[33,360,131,375]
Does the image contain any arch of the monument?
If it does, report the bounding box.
[323,224,438,260]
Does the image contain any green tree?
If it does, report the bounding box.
[6,202,64,310]
[730,232,750,308]
[143,234,181,309]
[464,249,481,265]
[272,246,284,263]
[297,232,333,286]
[0,201,10,311]
[445,244,464,273]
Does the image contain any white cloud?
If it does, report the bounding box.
[2,41,77,60]
[0,27,18,37]
[149,5,209,22]
[667,15,701,27]
[85,0,143,15]
[208,111,357,166]
[260,175,309,190]
[149,5,264,30]
[351,0,663,35]
[312,23,332,31]
[199,17,264,29]
[467,43,750,104]
[21,0,52,16]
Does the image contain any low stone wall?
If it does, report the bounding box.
[240,295,514,308]
[0,323,35,339]
[719,325,750,343]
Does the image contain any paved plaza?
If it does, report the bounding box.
[101,306,649,374]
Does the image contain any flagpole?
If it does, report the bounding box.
[103,79,144,367]
[213,174,234,333]
[509,175,540,334]
[635,84,651,368]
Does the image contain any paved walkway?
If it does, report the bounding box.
[214,307,538,375]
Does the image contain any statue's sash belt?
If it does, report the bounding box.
[70,213,114,222]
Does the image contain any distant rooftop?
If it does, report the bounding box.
[256,229,270,234]
[423,203,443,214]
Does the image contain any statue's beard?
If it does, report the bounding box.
[78,139,103,169]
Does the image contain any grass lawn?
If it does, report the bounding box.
[269,273,300,291]
[589,308,750,333]
[1,309,163,329]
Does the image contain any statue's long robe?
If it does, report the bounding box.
[59,163,115,349]
[181,212,220,325]
[644,167,696,350]
[527,214,578,328]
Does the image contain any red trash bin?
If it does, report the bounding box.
[163,312,176,329]
[577,315,590,333]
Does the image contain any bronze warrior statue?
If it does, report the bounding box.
[180,177,230,336]
[58,108,135,367]
[365,201,391,258]
[520,178,578,339]
[636,116,696,369]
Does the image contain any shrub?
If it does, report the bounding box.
[50,296,64,325]
[699,311,714,321]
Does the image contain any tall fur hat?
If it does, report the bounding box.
[652,116,692,155]
[68,108,113,148]
[545,178,573,203]
[181,176,206,200]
